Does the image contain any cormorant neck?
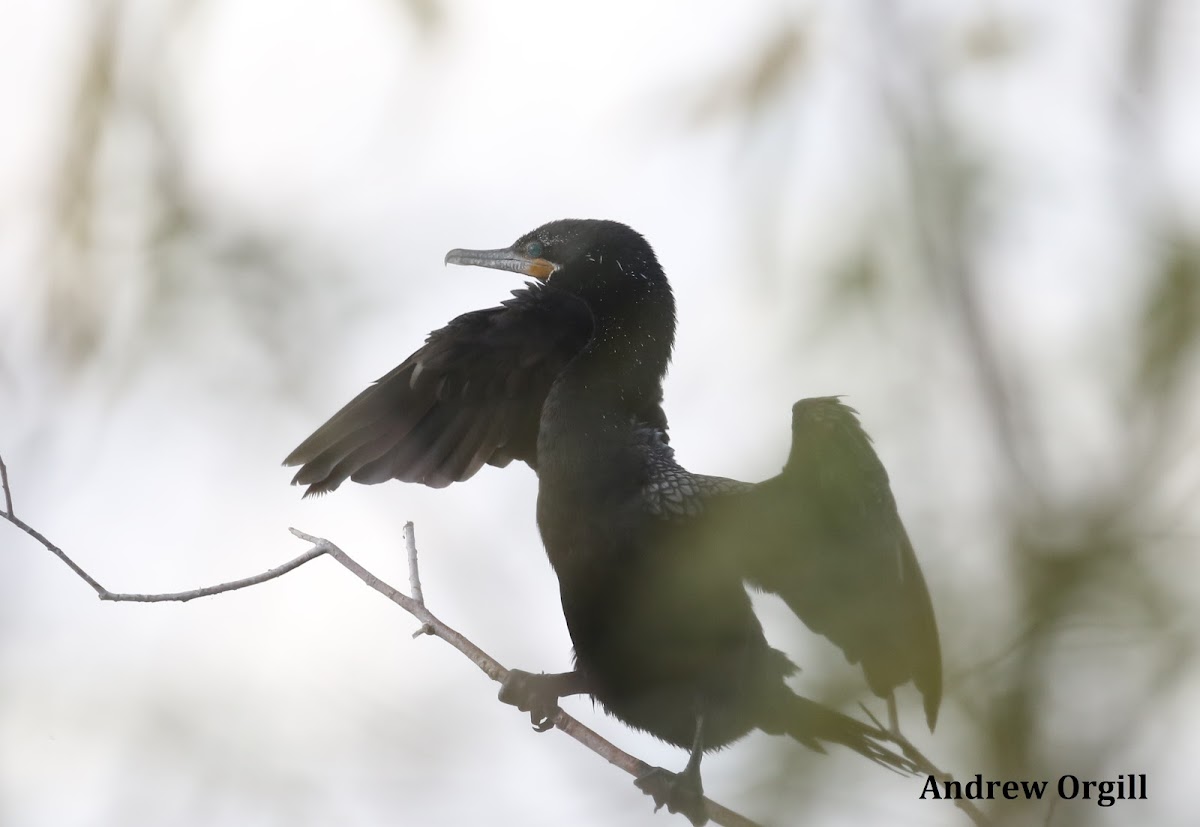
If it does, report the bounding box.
[536,258,674,510]
[553,260,675,406]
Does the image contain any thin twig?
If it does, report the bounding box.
[1,459,108,595]
[5,511,110,595]
[402,521,433,637]
[0,455,13,516]
[0,454,328,603]
[101,546,328,602]
[861,706,994,827]
[404,521,424,606]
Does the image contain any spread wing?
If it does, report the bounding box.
[738,397,942,729]
[659,397,942,729]
[284,283,592,495]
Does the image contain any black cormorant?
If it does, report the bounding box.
[285,219,941,824]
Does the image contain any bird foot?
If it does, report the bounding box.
[498,669,561,732]
[634,766,708,826]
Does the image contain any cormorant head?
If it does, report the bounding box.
[445,219,668,300]
[446,220,676,390]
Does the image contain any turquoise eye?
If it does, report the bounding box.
[526,241,544,258]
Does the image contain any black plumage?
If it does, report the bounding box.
[285,219,940,824]
[285,280,663,492]
[741,397,942,730]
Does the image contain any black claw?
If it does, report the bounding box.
[499,669,561,732]
[634,767,708,826]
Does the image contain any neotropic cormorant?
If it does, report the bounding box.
[285,219,941,825]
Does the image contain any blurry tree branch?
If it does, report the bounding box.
[25,0,377,403]
[44,0,119,366]
[868,2,1042,500]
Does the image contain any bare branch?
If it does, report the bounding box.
[100,546,329,603]
[0,455,13,516]
[3,511,110,596]
[285,529,760,827]
[404,520,433,637]
[0,454,759,826]
[1,457,109,595]
[0,454,332,603]
[404,520,426,607]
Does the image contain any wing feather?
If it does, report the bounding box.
[284,283,593,496]
[692,397,942,729]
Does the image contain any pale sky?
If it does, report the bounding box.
[2,1,1199,825]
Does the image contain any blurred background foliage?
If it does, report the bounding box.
[1,1,1198,826]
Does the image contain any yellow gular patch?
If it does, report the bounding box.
[526,258,557,280]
